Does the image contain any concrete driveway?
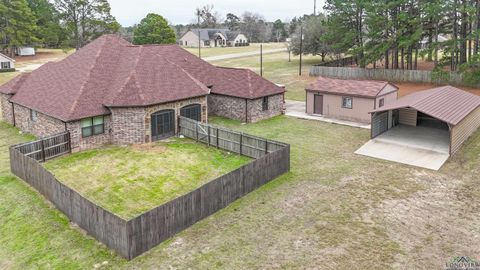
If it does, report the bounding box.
[285,100,371,129]
[355,125,450,170]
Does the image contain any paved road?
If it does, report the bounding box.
[203,48,287,62]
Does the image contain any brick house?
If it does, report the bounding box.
[179,29,249,47]
[0,35,284,151]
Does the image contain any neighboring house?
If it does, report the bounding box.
[179,29,249,48]
[370,86,480,156]
[305,77,398,123]
[15,47,36,56]
[0,35,284,152]
[420,35,449,49]
[0,53,15,72]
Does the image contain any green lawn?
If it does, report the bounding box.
[211,52,325,101]
[1,116,480,269]
[44,138,250,219]
[183,42,285,58]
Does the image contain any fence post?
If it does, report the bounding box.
[239,133,243,155]
[207,126,211,146]
[41,139,46,162]
[195,123,199,142]
[67,132,72,153]
[216,128,219,148]
[265,139,268,155]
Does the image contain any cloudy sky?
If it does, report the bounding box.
[109,0,325,26]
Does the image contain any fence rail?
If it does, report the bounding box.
[10,121,290,260]
[12,132,70,162]
[179,116,287,159]
[309,66,472,86]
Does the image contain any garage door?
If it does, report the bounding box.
[180,104,201,121]
[151,110,175,141]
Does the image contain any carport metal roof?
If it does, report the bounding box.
[371,86,480,125]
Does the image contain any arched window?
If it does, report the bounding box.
[151,110,175,141]
[180,104,201,121]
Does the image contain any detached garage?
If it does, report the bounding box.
[359,86,480,170]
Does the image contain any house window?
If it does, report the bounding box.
[342,96,353,109]
[379,98,385,108]
[81,116,104,138]
[1,62,10,69]
[204,41,210,46]
[30,109,38,122]
[185,41,188,46]
[262,97,269,111]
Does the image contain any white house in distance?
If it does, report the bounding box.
[179,29,249,48]
[0,53,15,72]
[15,47,36,56]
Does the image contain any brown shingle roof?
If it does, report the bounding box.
[0,35,283,121]
[306,77,397,98]
[213,67,285,99]
[372,86,480,125]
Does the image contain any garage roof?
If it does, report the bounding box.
[306,76,398,98]
[372,86,480,125]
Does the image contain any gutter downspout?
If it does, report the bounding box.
[245,99,248,123]
[11,102,15,127]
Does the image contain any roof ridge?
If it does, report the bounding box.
[164,57,210,92]
[247,69,253,98]
[67,37,108,119]
[0,52,15,62]
[111,46,145,105]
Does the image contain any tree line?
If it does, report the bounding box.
[0,0,119,55]
[290,0,480,75]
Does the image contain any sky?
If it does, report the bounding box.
[109,0,326,27]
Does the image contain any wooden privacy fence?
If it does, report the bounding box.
[13,132,71,162]
[309,66,471,86]
[179,116,286,159]
[9,144,129,258]
[10,123,290,260]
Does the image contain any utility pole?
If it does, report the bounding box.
[260,44,263,76]
[314,0,317,16]
[299,26,304,76]
[197,13,201,58]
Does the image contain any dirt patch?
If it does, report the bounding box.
[395,82,480,97]
[366,171,480,269]
[14,50,67,63]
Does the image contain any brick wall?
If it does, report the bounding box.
[247,94,284,123]
[208,94,246,122]
[111,96,208,144]
[208,93,284,123]
[0,93,14,124]
[13,104,66,137]
[67,116,113,152]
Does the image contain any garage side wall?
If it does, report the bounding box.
[13,104,66,137]
[208,94,246,122]
[0,93,14,124]
[450,106,480,155]
[321,93,374,123]
[399,108,417,126]
[247,94,284,123]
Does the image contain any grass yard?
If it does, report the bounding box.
[44,138,250,219]
[211,52,324,101]
[183,42,285,58]
[1,116,480,269]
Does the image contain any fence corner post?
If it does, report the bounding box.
[41,139,46,162]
